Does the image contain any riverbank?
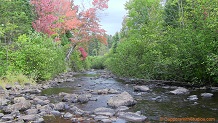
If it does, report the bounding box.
[0,70,218,122]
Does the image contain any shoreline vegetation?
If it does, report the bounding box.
[1,0,218,90]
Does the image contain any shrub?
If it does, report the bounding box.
[3,33,66,81]
[89,56,106,69]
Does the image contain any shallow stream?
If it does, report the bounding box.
[42,70,218,122]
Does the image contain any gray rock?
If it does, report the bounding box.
[37,104,53,114]
[63,112,73,119]
[116,106,129,112]
[65,78,74,82]
[170,87,189,95]
[94,115,109,121]
[26,109,39,115]
[21,89,41,94]
[57,79,64,83]
[78,94,91,103]
[108,89,120,94]
[107,91,136,107]
[94,107,115,117]
[201,93,213,98]
[4,98,31,112]
[151,96,162,102]
[5,84,12,90]
[13,97,26,103]
[133,86,150,92]
[97,89,109,94]
[0,98,10,106]
[62,94,78,103]
[0,86,5,97]
[187,95,198,101]
[101,118,113,123]
[51,110,61,116]
[70,106,85,115]
[54,102,68,111]
[19,114,37,122]
[117,112,147,122]
[211,87,218,91]
[1,114,14,121]
[0,113,4,118]
[33,97,50,105]
[33,117,44,123]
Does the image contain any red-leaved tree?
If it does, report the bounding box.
[31,0,109,60]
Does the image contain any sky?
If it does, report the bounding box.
[99,0,128,35]
[74,0,128,36]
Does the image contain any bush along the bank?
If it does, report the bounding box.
[70,48,90,72]
[1,32,66,81]
[89,56,107,69]
[105,0,218,85]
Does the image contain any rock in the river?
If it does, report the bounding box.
[51,110,61,116]
[117,112,147,122]
[65,78,74,82]
[170,87,189,95]
[25,108,39,115]
[78,93,91,103]
[19,114,38,122]
[133,86,150,92]
[94,107,115,117]
[108,89,120,94]
[70,106,85,115]
[33,97,50,106]
[107,91,136,107]
[97,89,109,95]
[1,114,14,121]
[151,96,162,102]
[201,93,213,98]
[0,113,4,118]
[4,97,31,112]
[37,104,53,115]
[116,106,129,112]
[94,115,110,121]
[54,102,68,111]
[62,93,78,103]
[21,89,41,94]
[0,98,10,106]
[63,112,73,119]
[187,95,198,101]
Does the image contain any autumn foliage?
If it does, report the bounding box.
[31,0,108,45]
[79,47,88,60]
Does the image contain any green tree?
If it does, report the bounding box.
[0,0,34,42]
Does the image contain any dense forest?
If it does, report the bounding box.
[98,0,218,86]
[0,0,218,87]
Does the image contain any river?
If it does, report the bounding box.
[41,70,218,123]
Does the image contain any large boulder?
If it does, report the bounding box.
[117,112,147,122]
[133,86,150,92]
[107,91,136,107]
[170,87,189,95]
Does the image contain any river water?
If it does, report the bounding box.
[41,70,218,122]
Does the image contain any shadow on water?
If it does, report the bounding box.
[41,70,218,122]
